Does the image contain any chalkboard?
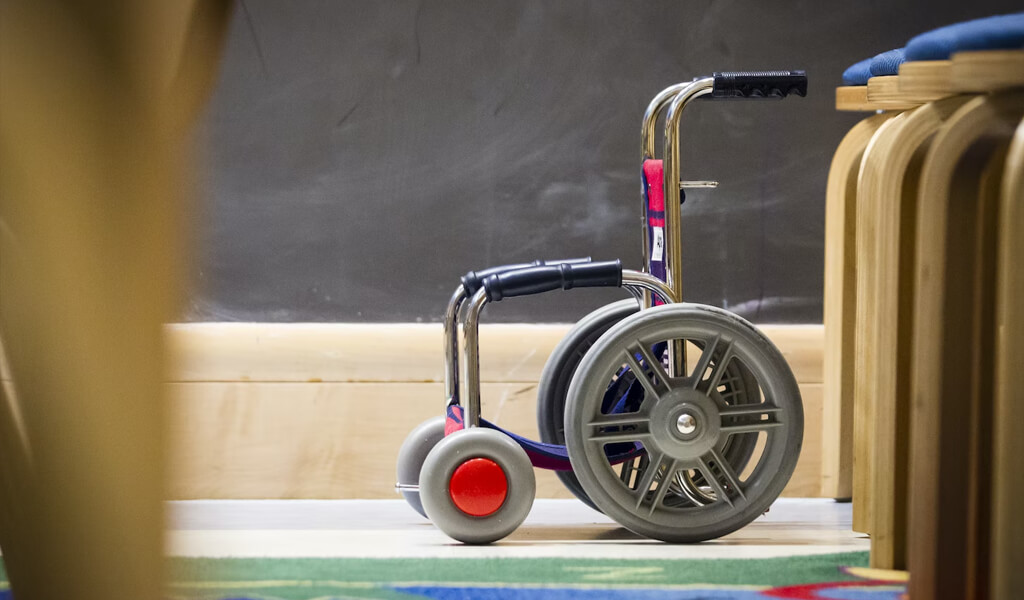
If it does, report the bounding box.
[187,0,1019,323]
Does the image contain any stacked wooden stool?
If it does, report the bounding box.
[822,13,1023,599]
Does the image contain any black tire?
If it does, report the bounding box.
[537,299,639,510]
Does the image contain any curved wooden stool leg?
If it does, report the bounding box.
[853,115,906,535]
[856,96,972,568]
[909,91,1024,600]
[991,117,1024,600]
[823,113,896,501]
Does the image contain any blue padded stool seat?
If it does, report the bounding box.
[906,13,1024,61]
[842,48,907,85]
[870,48,907,77]
[842,57,873,85]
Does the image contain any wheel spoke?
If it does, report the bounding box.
[689,335,720,388]
[623,343,671,401]
[619,457,636,484]
[697,339,734,394]
[695,449,744,507]
[695,457,729,506]
[720,405,783,434]
[585,413,651,443]
[706,448,746,504]
[644,460,678,515]
[632,452,662,502]
[633,452,678,514]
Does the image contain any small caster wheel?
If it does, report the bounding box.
[396,416,446,518]
[420,427,535,544]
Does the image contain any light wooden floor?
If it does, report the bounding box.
[166,498,867,559]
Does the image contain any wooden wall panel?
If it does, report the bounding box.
[167,380,824,500]
[164,323,825,500]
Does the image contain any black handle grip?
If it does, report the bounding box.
[461,257,591,295]
[710,70,807,99]
[483,260,622,302]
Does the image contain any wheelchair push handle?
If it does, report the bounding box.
[710,70,807,99]
[483,260,622,302]
[461,257,592,295]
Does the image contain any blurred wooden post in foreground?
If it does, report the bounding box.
[0,1,230,598]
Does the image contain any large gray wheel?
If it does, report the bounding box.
[396,416,446,518]
[564,303,803,543]
[537,299,639,510]
[420,427,535,544]
[538,299,762,510]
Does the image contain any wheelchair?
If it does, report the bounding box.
[397,71,808,544]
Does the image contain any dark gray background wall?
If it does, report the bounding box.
[187,0,1019,323]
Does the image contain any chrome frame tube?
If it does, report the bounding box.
[642,83,690,160]
[639,79,715,309]
[457,272,674,429]
[459,288,489,428]
[442,285,467,404]
[621,269,677,305]
[662,77,713,303]
[663,77,715,376]
[639,83,691,308]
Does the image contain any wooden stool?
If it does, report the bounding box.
[824,49,1024,583]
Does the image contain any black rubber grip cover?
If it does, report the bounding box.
[710,70,807,99]
[483,260,622,302]
[461,258,591,295]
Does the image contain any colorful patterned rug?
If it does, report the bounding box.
[0,553,909,599]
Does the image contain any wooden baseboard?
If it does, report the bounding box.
[164,322,825,500]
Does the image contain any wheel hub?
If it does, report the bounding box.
[648,388,721,460]
[448,457,508,517]
[676,412,697,435]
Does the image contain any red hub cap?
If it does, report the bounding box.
[448,457,508,517]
